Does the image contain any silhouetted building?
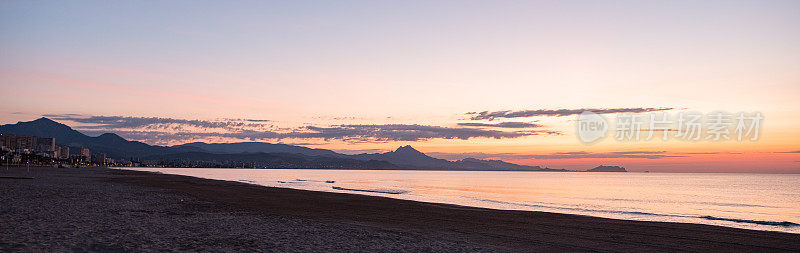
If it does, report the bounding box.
[56,146,70,159]
[80,148,91,161]
[92,153,106,164]
[36,137,56,154]
[0,134,56,156]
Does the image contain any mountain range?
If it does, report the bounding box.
[174,142,341,157]
[0,117,618,171]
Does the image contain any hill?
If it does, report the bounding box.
[173,142,341,157]
[142,151,395,169]
[352,145,558,171]
[586,165,627,172]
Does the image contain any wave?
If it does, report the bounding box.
[466,197,687,217]
[562,197,779,209]
[295,179,335,183]
[332,186,408,195]
[694,201,777,208]
[465,197,799,228]
[698,216,799,227]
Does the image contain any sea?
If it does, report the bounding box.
[120,168,800,234]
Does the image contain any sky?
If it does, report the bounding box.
[1,1,799,172]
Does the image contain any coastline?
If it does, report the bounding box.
[2,167,798,252]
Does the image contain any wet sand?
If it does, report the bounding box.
[1,167,798,252]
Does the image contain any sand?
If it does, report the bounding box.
[1,167,798,252]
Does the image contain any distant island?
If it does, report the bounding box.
[1,117,625,172]
[586,165,628,172]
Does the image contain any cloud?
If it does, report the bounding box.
[457,122,542,128]
[467,107,674,120]
[48,115,560,145]
[775,150,800,153]
[426,152,514,160]
[427,151,683,161]
[291,124,559,142]
[80,125,559,145]
[78,129,280,146]
[223,118,271,123]
[43,114,272,130]
[332,148,389,155]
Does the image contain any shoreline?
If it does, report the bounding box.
[2,167,799,251]
[122,167,800,233]
[124,167,800,233]
[112,166,800,174]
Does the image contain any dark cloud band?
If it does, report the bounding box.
[42,114,272,130]
[468,107,674,120]
[294,124,558,141]
[457,122,542,128]
[47,115,561,145]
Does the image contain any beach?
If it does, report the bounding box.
[1,167,798,252]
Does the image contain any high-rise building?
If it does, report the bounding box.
[0,134,35,151]
[19,135,36,150]
[80,148,91,161]
[37,137,55,151]
[0,134,56,155]
[92,153,106,164]
[57,146,70,159]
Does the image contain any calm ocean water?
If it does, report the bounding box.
[122,168,800,233]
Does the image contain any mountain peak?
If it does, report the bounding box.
[33,117,55,122]
[96,133,126,141]
[5,117,75,134]
[29,117,61,125]
[394,145,422,154]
